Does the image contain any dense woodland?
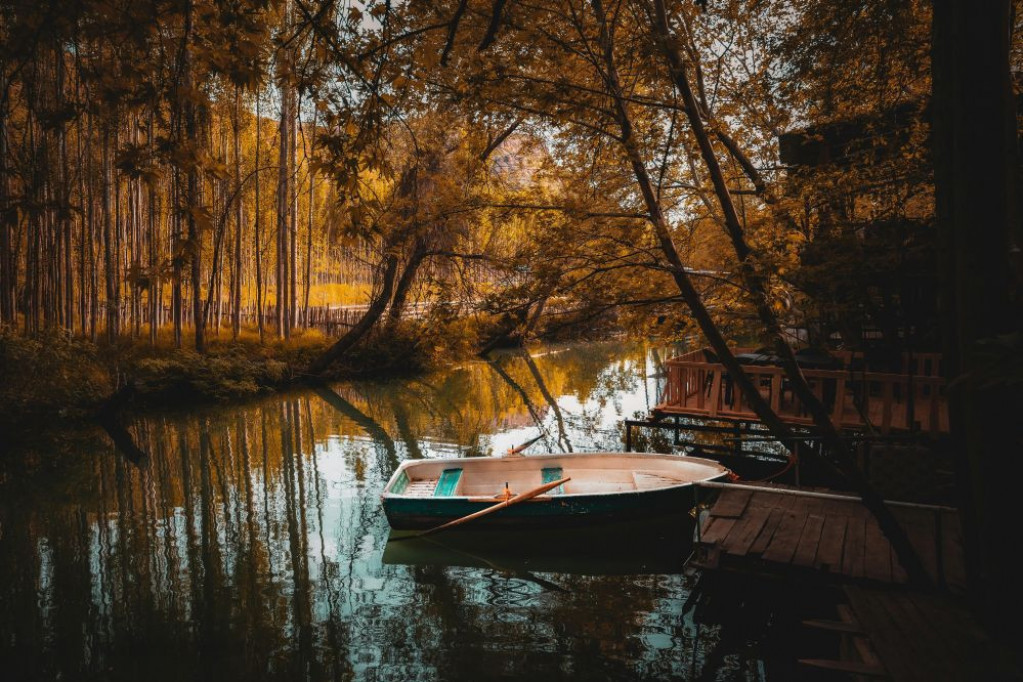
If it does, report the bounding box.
[1,0,1021,639]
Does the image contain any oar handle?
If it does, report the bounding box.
[411,477,570,539]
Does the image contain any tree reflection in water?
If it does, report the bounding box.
[1,341,796,681]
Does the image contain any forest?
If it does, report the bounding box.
[1,0,1022,650]
[0,0,941,368]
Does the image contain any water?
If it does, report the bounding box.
[0,341,812,681]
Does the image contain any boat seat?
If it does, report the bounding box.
[542,467,565,494]
[434,468,463,497]
[390,470,411,494]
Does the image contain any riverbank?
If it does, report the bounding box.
[0,311,634,439]
[0,320,472,434]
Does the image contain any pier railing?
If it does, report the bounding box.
[656,349,948,434]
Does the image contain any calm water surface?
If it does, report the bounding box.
[1,341,806,681]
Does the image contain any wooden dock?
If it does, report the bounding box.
[655,348,949,434]
[692,482,965,591]
[800,586,1004,681]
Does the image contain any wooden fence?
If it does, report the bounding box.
[655,348,948,434]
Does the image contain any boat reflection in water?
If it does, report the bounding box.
[383,512,698,576]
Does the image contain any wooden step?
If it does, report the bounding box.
[799,659,887,677]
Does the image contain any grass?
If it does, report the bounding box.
[0,314,484,434]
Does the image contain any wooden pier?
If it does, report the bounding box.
[691,482,965,591]
[688,483,1020,679]
[655,348,949,434]
[800,586,1002,680]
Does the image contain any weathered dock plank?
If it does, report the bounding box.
[709,488,753,518]
[843,586,1000,682]
[814,513,848,571]
[690,482,963,591]
[721,504,770,556]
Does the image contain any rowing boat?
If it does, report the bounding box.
[381,452,730,530]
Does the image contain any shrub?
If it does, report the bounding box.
[0,327,111,419]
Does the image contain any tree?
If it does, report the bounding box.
[932,0,1023,635]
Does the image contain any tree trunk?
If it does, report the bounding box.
[232,86,243,340]
[255,92,265,342]
[289,94,298,332]
[148,112,159,345]
[76,94,89,335]
[645,0,931,587]
[102,130,116,343]
[387,238,428,324]
[0,102,14,325]
[86,114,98,340]
[57,49,73,334]
[172,168,183,348]
[307,253,399,376]
[303,112,316,327]
[932,0,1023,634]
[183,0,204,352]
[276,74,291,339]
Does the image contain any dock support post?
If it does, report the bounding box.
[794,440,801,486]
[693,484,702,543]
[674,416,680,445]
[625,422,632,452]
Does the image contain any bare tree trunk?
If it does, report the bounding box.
[648,0,840,436]
[148,111,159,345]
[232,86,243,339]
[183,0,204,352]
[25,82,41,334]
[76,95,89,334]
[303,111,316,327]
[172,167,183,348]
[114,131,123,338]
[129,119,142,339]
[255,92,264,342]
[56,49,73,334]
[276,70,291,339]
[0,101,14,325]
[307,254,399,376]
[102,129,116,343]
[289,95,298,331]
[86,115,98,341]
[387,238,428,324]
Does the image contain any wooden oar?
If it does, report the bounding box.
[396,477,570,541]
[506,434,543,455]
